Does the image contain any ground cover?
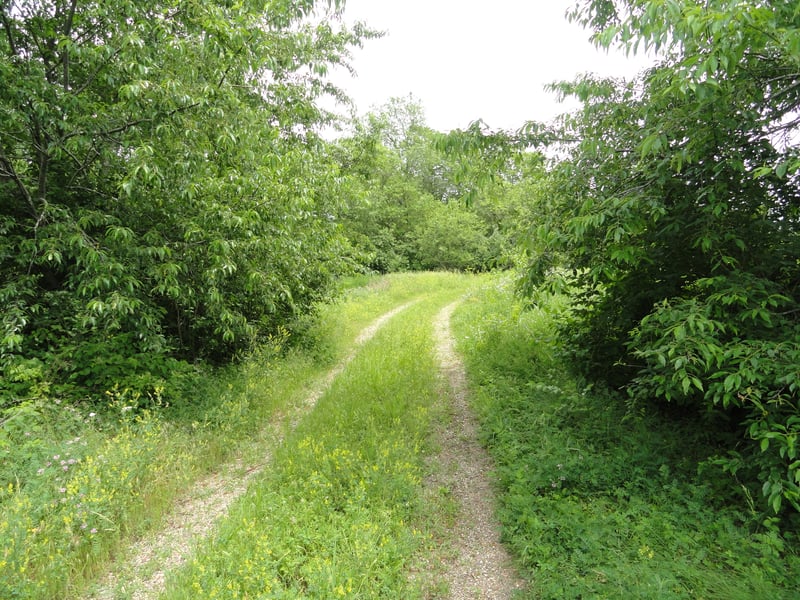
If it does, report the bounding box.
[159,275,477,598]
[0,272,470,599]
[159,276,478,600]
[451,275,800,599]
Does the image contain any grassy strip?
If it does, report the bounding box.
[0,273,467,599]
[451,275,800,599]
[161,274,476,599]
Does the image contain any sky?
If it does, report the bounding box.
[328,0,656,133]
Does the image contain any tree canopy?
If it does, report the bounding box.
[0,0,372,402]
[517,0,800,515]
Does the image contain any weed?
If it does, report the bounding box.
[162,274,477,598]
[451,274,800,599]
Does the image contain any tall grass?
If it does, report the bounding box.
[161,274,477,599]
[0,272,474,598]
[451,275,800,599]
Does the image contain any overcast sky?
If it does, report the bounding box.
[329,0,655,132]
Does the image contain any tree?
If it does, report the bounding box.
[523,0,800,515]
[334,97,533,273]
[0,0,372,403]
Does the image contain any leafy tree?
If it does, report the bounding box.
[0,0,371,404]
[413,204,490,271]
[335,98,531,273]
[522,0,800,515]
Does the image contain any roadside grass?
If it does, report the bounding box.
[451,275,800,599]
[161,276,476,599]
[0,272,471,599]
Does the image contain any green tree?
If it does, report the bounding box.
[523,0,800,515]
[0,0,371,403]
[335,98,527,273]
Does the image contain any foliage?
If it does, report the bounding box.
[333,97,529,273]
[0,272,476,598]
[0,0,372,406]
[412,204,490,271]
[0,390,194,599]
[452,277,800,598]
[517,0,800,515]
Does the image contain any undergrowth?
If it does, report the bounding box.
[0,272,468,599]
[451,275,800,599]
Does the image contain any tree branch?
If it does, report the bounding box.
[62,0,78,89]
[0,151,34,212]
[0,4,17,56]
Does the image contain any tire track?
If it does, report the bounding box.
[432,301,524,599]
[86,301,416,600]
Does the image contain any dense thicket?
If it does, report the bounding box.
[333,97,533,273]
[0,0,368,405]
[522,0,800,515]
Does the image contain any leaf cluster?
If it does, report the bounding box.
[0,0,371,406]
[522,0,800,516]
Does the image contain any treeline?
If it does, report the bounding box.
[334,96,535,274]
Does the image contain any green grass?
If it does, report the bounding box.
[17,269,793,599]
[161,274,477,599]
[0,272,476,598]
[451,274,800,599]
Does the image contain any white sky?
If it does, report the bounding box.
[329,0,655,132]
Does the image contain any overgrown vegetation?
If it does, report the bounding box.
[0,0,372,409]
[333,96,532,273]
[453,276,800,598]
[1,272,469,599]
[3,0,800,595]
[441,0,800,518]
[160,274,475,599]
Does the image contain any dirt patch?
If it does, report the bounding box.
[432,301,525,599]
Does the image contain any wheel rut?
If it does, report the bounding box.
[432,301,524,599]
[86,301,416,600]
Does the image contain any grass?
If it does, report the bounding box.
[451,274,800,599]
[11,269,792,599]
[0,272,475,599]
[160,274,477,599]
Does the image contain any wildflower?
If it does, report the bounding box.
[53,455,60,460]
[81,523,87,529]
[88,413,96,418]
[59,488,66,494]
[63,466,69,471]
[90,528,97,534]
[37,468,45,475]
[24,432,31,437]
